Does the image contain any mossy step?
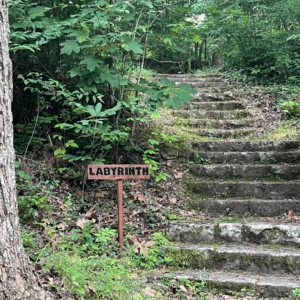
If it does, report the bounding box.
[173,119,255,129]
[194,199,300,217]
[189,151,300,165]
[174,110,248,120]
[192,92,235,102]
[163,270,300,298]
[171,78,222,83]
[175,82,224,88]
[166,221,300,246]
[155,73,218,78]
[190,165,300,180]
[185,175,300,199]
[190,141,300,152]
[180,101,244,110]
[166,244,300,275]
[182,128,254,138]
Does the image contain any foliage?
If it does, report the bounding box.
[189,155,212,165]
[9,0,197,179]
[200,0,300,85]
[128,232,172,269]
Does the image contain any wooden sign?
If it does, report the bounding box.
[88,164,150,180]
[88,164,150,255]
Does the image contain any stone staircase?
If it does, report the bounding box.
[155,73,300,298]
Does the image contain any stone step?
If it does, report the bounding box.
[166,244,300,275]
[163,270,300,298]
[175,82,224,88]
[182,128,254,138]
[180,101,244,110]
[155,73,219,78]
[190,141,300,152]
[184,177,300,199]
[190,165,300,180]
[174,110,248,119]
[195,199,300,217]
[166,221,300,246]
[192,91,235,101]
[189,151,300,165]
[171,78,222,83]
[174,119,255,129]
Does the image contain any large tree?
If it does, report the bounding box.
[0,1,54,299]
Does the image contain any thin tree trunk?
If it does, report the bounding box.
[0,1,55,299]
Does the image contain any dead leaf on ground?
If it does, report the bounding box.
[85,205,98,220]
[41,276,54,285]
[143,286,156,297]
[34,264,43,273]
[76,217,90,230]
[174,171,183,179]
[134,193,147,202]
[128,235,154,256]
[129,180,142,187]
[95,191,109,198]
[169,197,177,204]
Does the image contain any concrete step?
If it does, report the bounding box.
[190,165,300,180]
[189,151,300,165]
[185,177,300,199]
[182,128,254,138]
[174,119,255,129]
[166,244,300,275]
[174,110,248,119]
[166,221,300,246]
[192,91,235,102]
[195,199,300,217]
[175,82,224,88]
[190,141,300,152]
[163,270,300,298]
[180,101,244,110]
[155,73,219,78]
[171,78,222,83]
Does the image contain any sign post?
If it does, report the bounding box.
[88,164,150,254]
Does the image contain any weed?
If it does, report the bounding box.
[292,288,300,298]
[190,155,212,165]
[255,158,277,165]
[261,173,284,181]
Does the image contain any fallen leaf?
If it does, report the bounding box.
[59,201,67,212]
[134,193,147,202]
[76,217,90,230]
[41,276,54,285]
[129,180,142,187]
[174,171,183,179]
[86,205,98,220]
[179,285,188,293]
[58,223,65,230]
[143,286,156,298]
[95,191,109,198]
[169,197,177,204]
[34,264,43,273]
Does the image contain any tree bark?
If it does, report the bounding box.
[0,1,54,299]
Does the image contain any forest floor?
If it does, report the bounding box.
[17,74,300,300]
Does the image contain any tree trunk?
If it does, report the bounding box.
[0,1,54,299]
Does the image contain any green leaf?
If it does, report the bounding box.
[123,41,143,54]
[60,40,81,55]
[159,77,176,87]
[79,56,102,72]
[28,6,51,19]
[163,38,172,46]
